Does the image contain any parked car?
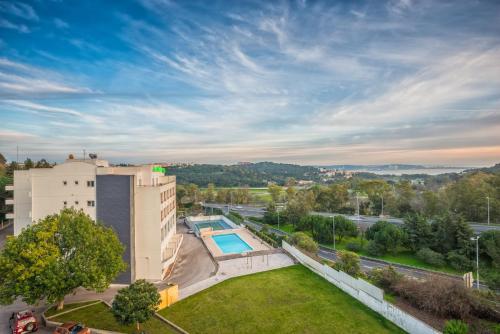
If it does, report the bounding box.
[53,322,91,334]
[9,310,38,334]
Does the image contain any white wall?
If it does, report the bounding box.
[283,241,441,334]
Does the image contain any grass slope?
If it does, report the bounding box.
[160,265,405,334]
[50,301,176,334]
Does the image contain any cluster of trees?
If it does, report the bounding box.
[0,209,126,310]
[170,162,320,187]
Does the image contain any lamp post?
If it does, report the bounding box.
[331,216,336,251]
[380,194,384,217]
[487,196,490,226]
[277,209,280,230]
[356,193,360,221]
[471,236,480,290]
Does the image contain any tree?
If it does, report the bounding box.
[206,183,215,202]
[112,279,161,331]
[333,216,358,242]
[403,213,433,251]
[334,250,362,277]
[289,232,318,253]
[23,158,34,170]
[268,184,283,203]
[479,230,500,268]
[0,208,126,310]
[366,221,406,254]
[431,213,473,257]
[395,180,415,215]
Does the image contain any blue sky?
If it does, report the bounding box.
[1,0,499,166]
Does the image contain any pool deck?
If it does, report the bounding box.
[202,228,270,258]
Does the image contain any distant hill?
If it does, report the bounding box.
[319,164,466,171]
[168,162,320,187]
[465,163,500,174]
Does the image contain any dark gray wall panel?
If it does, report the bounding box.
[96,175,132,284]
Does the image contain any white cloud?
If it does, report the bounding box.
[53,18,68,29]
[0,1,38,21]
[0,18,29,33]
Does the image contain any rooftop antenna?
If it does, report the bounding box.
[16,145,19,164]
[83,149,86,160]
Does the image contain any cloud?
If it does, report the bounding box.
[53,18,69,29]
[4,100,84,117]
[0,1,38,21]
[0,18,29,33]
[0,58,91,96]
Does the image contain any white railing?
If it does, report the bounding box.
[283,241,440,334]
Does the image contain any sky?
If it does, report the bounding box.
[0,0,499,166]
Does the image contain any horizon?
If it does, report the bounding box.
[1,0,500,165]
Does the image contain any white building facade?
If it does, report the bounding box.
[5,156,181,283]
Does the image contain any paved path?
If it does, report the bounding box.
[166,222,216,289]
[179,253,294,300]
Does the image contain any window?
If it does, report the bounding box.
[87,181,95,187]
[74,180,79,185]
[63,180,67,186]
[75,201,79,205]
[87,200,95,207]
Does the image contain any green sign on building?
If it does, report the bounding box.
[152,166,167,174]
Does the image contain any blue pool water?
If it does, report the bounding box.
[212,233,253,254]
[195,220,232,232]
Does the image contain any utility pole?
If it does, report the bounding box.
[331,216,336,250]
[381,194,384,217]
[487,196,490,226]
[471,236,480,290]
[277,209,280,230]
[83,149,86,160]
[16,145,19,164]
[356,193,360,220]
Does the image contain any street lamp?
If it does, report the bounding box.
[471,236,480,290]
[277,209,280,230]
[486,196,490,226]
[356,193,360,221]
[331,216,336,250]
[380,193,384,217]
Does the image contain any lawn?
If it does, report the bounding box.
[49,301,177,334]
[159,265,405,334]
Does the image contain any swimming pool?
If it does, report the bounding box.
[212,233,253,254]
[195,220,232,232]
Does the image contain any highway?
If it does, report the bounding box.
[202,202,500,233]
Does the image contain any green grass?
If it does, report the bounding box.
[50,301,177,334]
[45,300,100,317]
[159,265,405,334]
[272,223,295,234]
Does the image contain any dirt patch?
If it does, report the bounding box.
[392,296,445,331]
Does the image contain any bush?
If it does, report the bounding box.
[366,240,385,256]
[368,266,403,291]
[392,275,476,319]
[447,251,473,271]
[290,232,318,253]
[334,250,362,277]
[443,320,468,334]
[346,242,362,252]
[416,248,445,267]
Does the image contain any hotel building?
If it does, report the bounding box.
[5,155,182,284]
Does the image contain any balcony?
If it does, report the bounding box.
[6,213,14,219]
[5,198,14,205]
[5,185,13,191]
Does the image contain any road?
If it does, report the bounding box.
[202,202,500,233]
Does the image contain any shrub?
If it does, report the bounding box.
[443,320,468,334]
[447,251,473,271]
[334,250,362,277]
[368,266,403,291]
[346,242,362,252]
[366,240,385,256]
[392,275,475,319]
[416,248,445,267]
[290,232,318,253]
